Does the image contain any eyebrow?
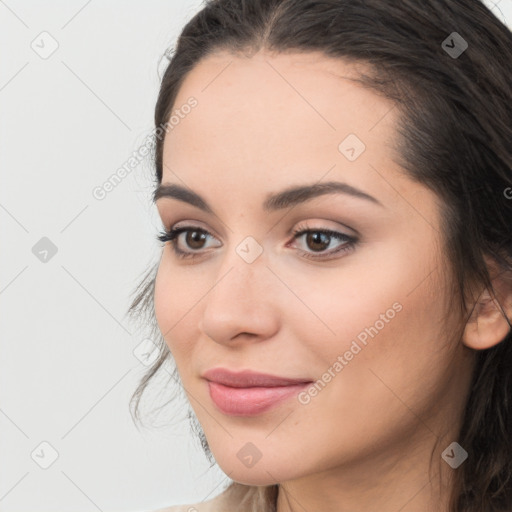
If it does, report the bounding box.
[153,181,384,213]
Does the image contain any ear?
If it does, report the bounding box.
[462,256,512,351]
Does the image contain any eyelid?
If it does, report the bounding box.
[167,219,354,243]
[159,220,358,262]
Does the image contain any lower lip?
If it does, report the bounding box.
[207,381,311,416]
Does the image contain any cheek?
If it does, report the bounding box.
[153,254,196,357]
[279,254,406,365]
[279,277,453,468]
[290,242,452,404]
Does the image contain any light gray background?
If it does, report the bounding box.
[1,0,511,511]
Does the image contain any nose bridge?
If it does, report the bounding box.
[199,236,279,343]
[209,237,265,311]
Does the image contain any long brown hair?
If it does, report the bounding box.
[128,1,512,510]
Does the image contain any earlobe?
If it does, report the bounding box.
[462,264,512,351]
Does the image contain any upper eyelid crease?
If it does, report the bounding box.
[153,181,384,214]
[161,225,356,261]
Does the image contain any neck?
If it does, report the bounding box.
[275,428,456,512]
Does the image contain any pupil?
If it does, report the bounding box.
[307,232,329,252]
[184,230,332,252]
[187,230,206,249]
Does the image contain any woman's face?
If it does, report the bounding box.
[153,50,474,487]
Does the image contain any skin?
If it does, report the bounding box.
[153,50,511,512]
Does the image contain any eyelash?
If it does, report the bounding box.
[156,224,357,261]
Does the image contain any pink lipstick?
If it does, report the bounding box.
[202,368,312,416]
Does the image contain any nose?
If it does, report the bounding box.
[198,247,281,346]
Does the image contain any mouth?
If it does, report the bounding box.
[202,368,313,416]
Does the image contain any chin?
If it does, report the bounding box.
[214,452,302,487]
[228,470,281,487]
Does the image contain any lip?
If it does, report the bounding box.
[202,368,313,416]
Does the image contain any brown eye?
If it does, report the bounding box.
[157,224,357,262]
[185,229,208,250]
[305,231,331,252]
[290,227,357,260]
[157,225,221,260]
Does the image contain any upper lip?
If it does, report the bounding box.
[202,368,313,388]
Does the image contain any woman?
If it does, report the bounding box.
[128,0,512,510]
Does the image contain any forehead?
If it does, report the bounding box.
[162,50,401,206]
